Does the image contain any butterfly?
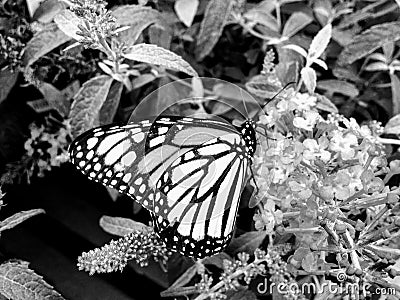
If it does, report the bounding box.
[69,114,258,259]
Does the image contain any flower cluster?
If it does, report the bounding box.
[1,118,71,185]
[70,0,117,50]
[249,88,400,298]
[253,90,387,213]
[0,34,25,70]
[195,249,268,300]
[23,121,71,177]
[77,231,171,275]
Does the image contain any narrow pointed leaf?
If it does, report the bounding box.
[174,0,199,27]
[282,44,308,58]
[99,82,123,125]
[0,209,45,232]
[308,23,332,62]
[124,44,198,77]
[301,66,317,94]
[195,0,235,61]
[100,215,152,236]
[391,73,400,116]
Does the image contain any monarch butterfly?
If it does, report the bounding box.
[69,115,257,259]
[69,78,290,259]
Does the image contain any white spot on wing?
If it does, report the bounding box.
[132,132,145,143]
[86,137,98,150]
[104,139,132,165]
[97,132,126,155]
[121,151,136,166]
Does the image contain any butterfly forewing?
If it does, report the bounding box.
[69,117,240,217]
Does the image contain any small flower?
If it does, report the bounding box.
[329,130,358,160]
[254,199,283,233]
[290,93,317,111]
[77,230,171,275]
[293,110,320,131]
[302,137,331,163]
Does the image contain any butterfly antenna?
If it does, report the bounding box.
[258,81,296,114]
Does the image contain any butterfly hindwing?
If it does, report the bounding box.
[148,134,249,258]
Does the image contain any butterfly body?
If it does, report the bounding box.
[69,116,257,258]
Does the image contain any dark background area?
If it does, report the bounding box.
[0,165,168,300]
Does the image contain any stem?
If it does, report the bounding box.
[377,137,400,146]
[359,206,389,239]
[193,259,266,300]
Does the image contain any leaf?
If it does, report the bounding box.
[0,69,18,104]
[338,22,400,65]
[317,79,359,98]
[245,74,281,98]
[99,215,152,236]
[195,0,235,61]
[54,9,84,41]
[315,93,338,113]
[213,83,258,103]
[364,62,389,72]
[132,73,157,89]
[61,80,80,100]
[68,75,113,138]
[106,187,119,202]
[301,67,317,94]
[26,0,42,17]
[391,73,400,116]
[308,23,332,63]
[226,290,257,300]
[124,44,198,77]
[38,82,69,116]
[99,81,123,125]
[112,5,168,46]
[0,260,65,300]
[23,23,70,67]
[33,0,68,23]
[168,264,197,290]
[174,0,199,27]
[384,114,400,135]
[313,0,333,26]
[226,231,267,255]
[160,286,197,298]
[0,209,44,232]
[27,98,53,113]
[202,252,232,269]
[243,9,279,32]
[282,44,308,58]
[149,25,172,49]
[191,77,204,97]
[282,12,313,38]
